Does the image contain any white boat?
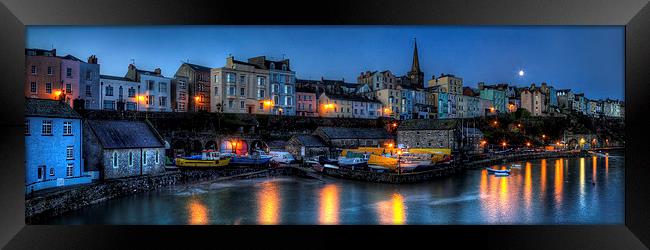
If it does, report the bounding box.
[486,167,511,174]
[494,172,510,177]
[323,164,339,170]
[510,163,522,168]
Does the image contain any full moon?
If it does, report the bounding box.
[518,70,525,76]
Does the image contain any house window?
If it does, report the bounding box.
[259,102,264,110]
[25,120,30,135]
[159,82,167,92]
[273,95,279,105]
[240,100,245,109]
[31,66,37,74]
[148,95,155,105]
[159,96,167,107]
[155,150,159,164]
[228,86,236,96]
[45,83,52,94]
[228,100,234,108]
[272,84,279,93]
[128,87,135,97]
[86,71,91,80]
[66,164,74,177]
[66,68,72,78]
[286,96,293,106]
[148,80,155,91]
[103,100,115,110]
[226,73,235,83]
[285,85,292,94]
[257,76,265,86]
[85,85,92,97]
[49,168,55,176]
[47,66,53,75]
[63,121,72,135]
[118,86,123,99]
[105,85,114,96]
[179,92,186,101]
[239,75,246,84]
[214,87,219,95]
[143,151,148,164]
[240,87,245,96]
[41,120,52,135]
[112,152,118,168]
[282,64,287,71]
[126,102,137,111]
[258,89,265,99]
[66,83,72,94]
[128,152,133,166]
[270,63,275,70]
[30,82,37,93]
[66,146,74,159]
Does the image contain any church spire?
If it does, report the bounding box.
[411,38,421,73]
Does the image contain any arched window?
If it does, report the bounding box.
[112,152,118,168]
[143,151,148,165]
[128,152,133,166]
[155,150,159,164]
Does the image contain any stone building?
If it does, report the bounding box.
[397,119,459,150]
[174,63,212,112]
[25,98,92,193]
[521,88,546,116]
[556,89,574,112]
[83,120,166,180]
[406,39,425,88]
[285,134,331,161]
[313,127,394,149]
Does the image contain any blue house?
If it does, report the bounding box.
[25,98,92,194]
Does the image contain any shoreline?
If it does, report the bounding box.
[25,148,619,223]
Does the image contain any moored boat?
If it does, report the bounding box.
[494,172,510,177]
[175,150,231,168]
[486,167,511,174]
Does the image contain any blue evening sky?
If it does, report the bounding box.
[26,26,624,100]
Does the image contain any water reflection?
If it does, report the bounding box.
[592,156,598,183]
[554,159,564,206]
[318,184,340,225]
[524,162,532,210]
[187,198,208,225]
[376,193,407,224]
[257,181,280,225]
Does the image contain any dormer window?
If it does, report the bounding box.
[282,64,287,71]
[270,63,275,70]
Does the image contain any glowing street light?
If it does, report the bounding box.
[392,122,398,128]
[502,141,507,149]
[526,142,531,147]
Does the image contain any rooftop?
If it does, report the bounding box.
[87,120,165,149]
[25,98,81,119]
[398,119,459,131]
[292,134,327,147]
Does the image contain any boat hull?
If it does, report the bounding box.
[175,158,231,168]
[230,157,271,166]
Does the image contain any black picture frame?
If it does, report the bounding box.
[0,0,648,249]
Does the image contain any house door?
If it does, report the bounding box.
[37,165,46,181]
[247,106,253,114]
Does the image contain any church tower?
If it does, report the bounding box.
[407,38,425,88]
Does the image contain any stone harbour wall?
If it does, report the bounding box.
[322,165,461,184]
[25,167,296,224]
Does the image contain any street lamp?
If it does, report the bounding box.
[502,141,507,150]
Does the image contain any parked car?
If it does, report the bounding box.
[269,151,296,164]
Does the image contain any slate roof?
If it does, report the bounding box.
[60,54,83,62]
[100,74,137,82]
[397,119,459,131]
[322,93,382,103]
[185,63,211,72]
[317,127,393,140]
[87,120,164,149]
[292,135,327,147]
[25,98,81,119]
[232,59,264,69]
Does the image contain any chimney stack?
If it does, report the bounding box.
[87,55,98,64]
[154,68,161,75]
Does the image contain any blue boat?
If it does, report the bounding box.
[486,167,511,174]
[228,151,272,166]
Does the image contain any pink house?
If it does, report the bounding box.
[296,90,317,117]
[60,55,82,107]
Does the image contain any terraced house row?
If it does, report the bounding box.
[25,43,624,120]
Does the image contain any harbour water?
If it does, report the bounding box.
[46,151,624,225]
